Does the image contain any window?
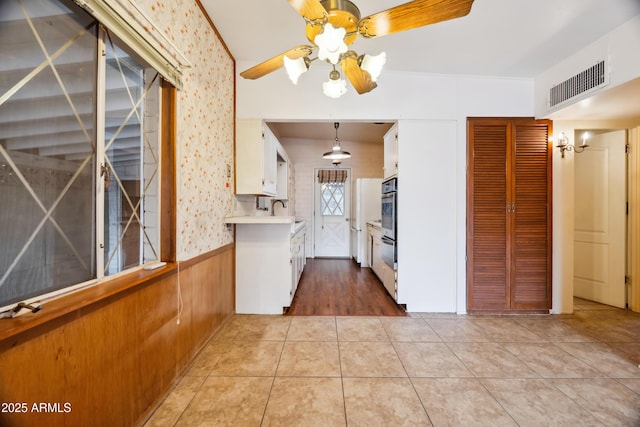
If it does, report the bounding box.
[320,183,345,216]
[317,169,347,216]
[0,0,165,312]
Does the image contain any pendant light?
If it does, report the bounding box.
[322,122,351,160]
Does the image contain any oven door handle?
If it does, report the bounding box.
[381,236,395,245]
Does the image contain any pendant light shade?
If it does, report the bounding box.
[323,122,351,160]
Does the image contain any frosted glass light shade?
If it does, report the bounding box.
[283,56,308,84]
[315,23,347,65]
[322,78,347,98]
[360,52,386,81]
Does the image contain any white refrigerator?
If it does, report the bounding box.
[350,178,382,266]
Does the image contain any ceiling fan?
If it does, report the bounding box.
[240,0,475,97]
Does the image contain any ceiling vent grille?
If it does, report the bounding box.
[549,60,607,109]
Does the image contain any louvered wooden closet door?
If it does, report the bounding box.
[467,119,510,311]
[467,118,552,312]
[511,121,552,310]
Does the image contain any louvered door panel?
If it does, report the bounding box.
[511,122,552,310]
[467,121,508,311]
[467,118,552,313]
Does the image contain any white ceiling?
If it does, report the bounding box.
[201,0,640,141]
[268,121,394,143]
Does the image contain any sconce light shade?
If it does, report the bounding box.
[580,132,590,148]
[284,56,309,84]
[359,52,386,81]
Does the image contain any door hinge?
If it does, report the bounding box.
[625,275,630,284]
[625,144,630,154]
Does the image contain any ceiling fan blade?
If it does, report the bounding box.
[340,54,377,95]
[358,0,474,38]
[288,0,327,23]
[240,46,313,80]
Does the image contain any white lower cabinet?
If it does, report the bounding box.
[232,220,306,314]
[290,226,306,301]
[367,222,397,301]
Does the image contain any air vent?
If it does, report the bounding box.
[549,60,607,109]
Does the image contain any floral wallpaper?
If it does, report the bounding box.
[134,0,236,260]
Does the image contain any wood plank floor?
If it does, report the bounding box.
[286,258,406,316]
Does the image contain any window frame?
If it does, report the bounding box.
[0,0,176,315]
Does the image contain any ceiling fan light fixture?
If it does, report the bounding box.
[323,76,347,98]
[283,56,309,84]
[315,23,348,64]
[359,51,386,81]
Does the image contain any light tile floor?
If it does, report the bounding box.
[144,299,640,426]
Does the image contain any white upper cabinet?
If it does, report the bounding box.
[236,119,278,196]
[383,123,398,179]
[276,148,289,200]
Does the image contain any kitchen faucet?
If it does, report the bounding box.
[271,199,286,215]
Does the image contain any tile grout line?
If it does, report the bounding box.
[335,316,350,426]
[258,317,292,426]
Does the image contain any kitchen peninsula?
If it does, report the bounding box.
[225,216,306,314]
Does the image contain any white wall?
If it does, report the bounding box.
[396,120,458,311]
[535,15,640,118]
[535,15,640,313]
[237,69,534,313]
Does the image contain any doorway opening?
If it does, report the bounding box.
[572,129,629,309]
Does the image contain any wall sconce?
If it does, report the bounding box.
[556,132,590,158]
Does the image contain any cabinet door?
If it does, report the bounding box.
[262,125,278,195]
[510,121,552,310]
[467,119,510,311]
[236,120,277,196]
[383,264,396,300]
[371,237,383,280]
[367,231,373,268]
[383,124,398,178]
[467,118,552,312]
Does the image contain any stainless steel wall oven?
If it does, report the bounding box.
[381,177,397,268]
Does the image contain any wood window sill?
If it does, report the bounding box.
[0,263,178,342]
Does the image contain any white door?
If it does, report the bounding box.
[314,171,351,257]
[574,130,627,308]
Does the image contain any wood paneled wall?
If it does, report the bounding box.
[0,245,234,427]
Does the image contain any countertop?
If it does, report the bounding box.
[225,216,306,234]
